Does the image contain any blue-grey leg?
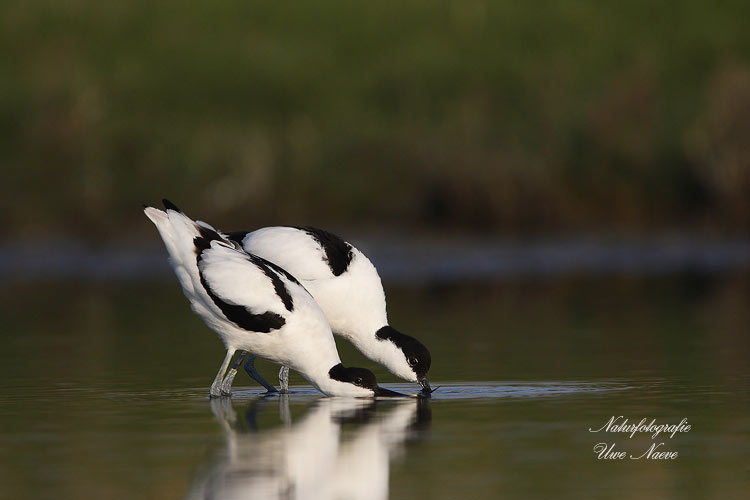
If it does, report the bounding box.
[278,366,290,394]
[243,354,278,393]
[220,350,250,396]
[210,348,236,398]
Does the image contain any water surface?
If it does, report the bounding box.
[1,274,748,499]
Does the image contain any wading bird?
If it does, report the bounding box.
[224,226,434,394]
[144,200,402,398]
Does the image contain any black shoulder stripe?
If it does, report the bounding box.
[293,226,353,276]
[225,231,249,246]
[259,258,302,287]
[248,255,295,312]
[194,225,226,258]
[227,229,304,288]
[194,224,293,324]
[195,225,294,314]
[198,269,286,333]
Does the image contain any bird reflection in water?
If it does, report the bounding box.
[187,395,431,500]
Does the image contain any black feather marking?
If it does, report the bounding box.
[292,226,353,276]
[162,199,182,212]
[226,230,302,286]
[376,326,432,379]
[194,231,286,332]
[259,258,303,287]
[193,225,226,258]
[328,363,378,390]
[225,231,249,245]
[198,270,286,333]
[247,255,295,312]
[195,225,295,313]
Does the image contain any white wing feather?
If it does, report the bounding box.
[198,241,291,318]
[240,227,334,280]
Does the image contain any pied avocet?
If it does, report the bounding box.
[144,200,402,398]
[224,226,434,394]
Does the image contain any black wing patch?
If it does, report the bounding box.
[225,231,249,246]
[293,226,353,276]
[194,225,289,332]
[256,257,303,287]
[199,270,286,333]
[246,254,295,312]
[194,225,227,257]
[225,230,301,285]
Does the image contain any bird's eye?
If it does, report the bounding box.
[408,357,418,366]
[355,377,363,385]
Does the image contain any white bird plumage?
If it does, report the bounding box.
[144,200,402,398]
[187,397,427,500]
[225,226,434,393]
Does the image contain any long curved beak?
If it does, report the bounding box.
[374,386,407,397]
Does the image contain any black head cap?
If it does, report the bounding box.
[329,364,406,397]
[329,363,379,391]
[376,326,431,379]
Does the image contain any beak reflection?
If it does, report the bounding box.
[374,386,408,397]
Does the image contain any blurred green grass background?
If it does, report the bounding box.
[2,0,749,241]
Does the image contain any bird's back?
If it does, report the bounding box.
[145,206,341,375]
[235,226,388,340]
[230,227,340,280]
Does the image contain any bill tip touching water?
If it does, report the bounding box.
[229,221,435,394]
[144,199,425,398]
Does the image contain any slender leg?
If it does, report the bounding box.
[220,350,250,396]
[210,348,236,398]
[243,354,278,393]
[278,366,290,394]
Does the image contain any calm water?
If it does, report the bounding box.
[1,274,748,499]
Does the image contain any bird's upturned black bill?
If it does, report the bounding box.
[419,378,439,394]
[374,386,407,397]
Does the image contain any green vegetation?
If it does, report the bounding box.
[2,1,749,239]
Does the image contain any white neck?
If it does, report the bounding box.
[307,249,389,341]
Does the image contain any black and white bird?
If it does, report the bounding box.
[144,200,402,398]
[224,226,434,393]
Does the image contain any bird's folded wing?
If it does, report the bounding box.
[240,226,348,280]
[197,242,290,320]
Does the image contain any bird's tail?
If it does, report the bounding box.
[143,199,228,294]
[144,199,195,259]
